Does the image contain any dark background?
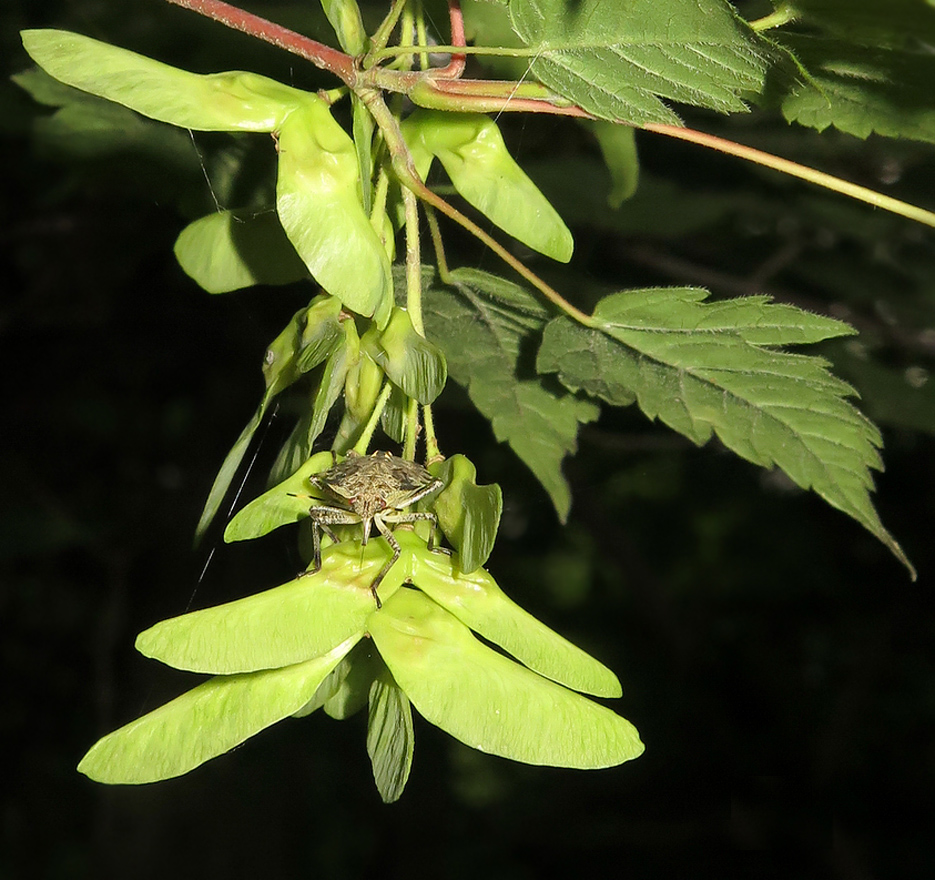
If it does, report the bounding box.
[3,2,934,878]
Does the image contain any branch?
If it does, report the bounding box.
[165,0,356,84]
[644,123,935,230]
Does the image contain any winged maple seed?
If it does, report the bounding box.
[303,451,443,608]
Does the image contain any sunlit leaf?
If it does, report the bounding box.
[21,29,304,132]
[402,110,573,261]
[538,288,914,576]
[370,589,643,768]
[506,0,768,124]
[225,450,335,542]
[429,454,502,572]
[267,339,352,487]
[276,99,393,325]
[409,541,621,697]
[197,298,343,539]
[173,209,308,293]
[374,307,447,405]
[77,636,359,785]
[136,538,407,674]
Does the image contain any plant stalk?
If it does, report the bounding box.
[644,123,935,229]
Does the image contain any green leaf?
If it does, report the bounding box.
[335,331,385,452]
[224,450,335,542]
[775,35,935,144]
[374,307,447,405]
[537,288,914,576]
[77,637,358,785]
[402,110,574,261]
[197,300,342,541]
[780,0,935,48]
[173,209,308,294]
[462,0,530,79]
[323,642,384,720]
[196,307,308,540]
[136,537,408,674]
[429,454,502,572]
[12,65,98,108]
[370,589,643,768]
[506,0,769,125]
[424,268,598,521]
[352,95,375,215]
[582,120,640,208]
[343,324,383,424]
[367,671,415,803]
[380,382,410,444]
[409,541,621,698]
[321,0,367,55]
[268,338,352,487]
[294,294,346,373]
[21,29,304,132]
[276,99,393,325]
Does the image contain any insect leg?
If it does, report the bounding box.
[369,515,405,609]
[303,506,359,577]
[381,510,448,553]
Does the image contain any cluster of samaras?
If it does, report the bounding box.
[304,451,443,607]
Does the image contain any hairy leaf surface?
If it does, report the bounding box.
[507,0,768,124]
[538,288,914,574]
[776,35,935,144]
[780,0,935,47]
[424,268,597,520]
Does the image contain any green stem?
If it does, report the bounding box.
[749,5,797,32]
[414,178,593,324]
[356,91,594,324]
[644,123,935,229]
[370,0,409,54]
[369,43,542,64]
[414,0,430,71]
[403,398,419,461]
[425,207,451,283]
[404,187,426,336]
[370,167,390,228]
[423,405,442,465]
[353,381,393,455]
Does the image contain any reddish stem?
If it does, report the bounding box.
[431,0,467,80]
[419,78,594,117]
[165,0,356,84]
[167,0,593,119]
